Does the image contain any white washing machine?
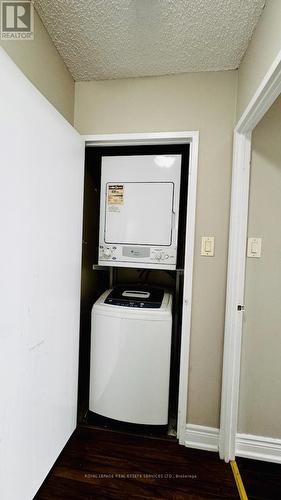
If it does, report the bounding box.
[89,286,173,425]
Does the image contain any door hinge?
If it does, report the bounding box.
[237,304,245,311]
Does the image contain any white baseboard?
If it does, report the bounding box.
[236,433,281,464]
[184,424,219,452]
[183,427,281,463]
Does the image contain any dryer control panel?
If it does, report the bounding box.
[99,245,177,268]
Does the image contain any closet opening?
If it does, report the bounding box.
[77,143,190,439]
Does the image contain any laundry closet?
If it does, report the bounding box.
[78,144,190,436]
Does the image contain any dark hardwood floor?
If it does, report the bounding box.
[35,426,239,499]
[237,457,281,500]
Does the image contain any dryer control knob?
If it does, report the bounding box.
[103,247,112,257]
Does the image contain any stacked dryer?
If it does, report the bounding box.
[98,154,181,269]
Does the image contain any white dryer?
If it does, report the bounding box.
[98,154,182,269]
[89,287,172,425]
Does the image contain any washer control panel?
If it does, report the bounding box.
[104,287,164,308]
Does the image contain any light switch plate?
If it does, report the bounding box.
[247,237,262,258]
[201,236,215,256]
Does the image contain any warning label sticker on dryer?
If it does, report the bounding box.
[107,185,124,205]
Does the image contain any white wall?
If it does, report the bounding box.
[75,70,237,427]
[238,94,281,438]
[0,9,74,123]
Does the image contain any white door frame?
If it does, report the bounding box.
[83,131,199,444]
[219,49,281,462]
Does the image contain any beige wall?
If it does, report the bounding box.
[0,10,74,123]
[238,95,281,438]
[75,70,237,427]
[237,0,281,120]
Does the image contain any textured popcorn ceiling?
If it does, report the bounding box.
[34,0,266,81]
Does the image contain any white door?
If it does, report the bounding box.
[0,49,84,500]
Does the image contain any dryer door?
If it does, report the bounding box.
[105,182,174,246]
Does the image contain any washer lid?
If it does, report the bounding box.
[104,286,164,308]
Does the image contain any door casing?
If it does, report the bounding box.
[219,48,281,462]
